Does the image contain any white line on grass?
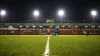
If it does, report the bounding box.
[44,35,49,56]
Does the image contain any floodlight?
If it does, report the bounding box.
[0,10,6,34]
[33,26,36,27]
[33,10,40,23]
[58,9,64,16]
[57,9,65,23]
[91,10,97,34]
[98,26,100,28]
[0,10,6,16]
[91,10,97,16]
[33,10,39,17]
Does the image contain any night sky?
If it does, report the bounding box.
[0,0,100,23]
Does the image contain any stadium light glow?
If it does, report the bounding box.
[58,9,65,23]
[33,26,36,27]
[0,10,6,34]
[33,10,39,17]
[0,10,6,16]
[91,10,97,16]
[58,9,64,16]
[26,26,29,28]
[33,10,40,24]
[91,10,97,34]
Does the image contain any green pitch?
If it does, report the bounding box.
[50,35,100,56]
[0,35,47,56]
[0,35,100,56]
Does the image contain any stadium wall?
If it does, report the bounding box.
[0,29,100,35]
[0,23,100,35]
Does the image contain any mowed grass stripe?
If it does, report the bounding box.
[0,35,47,56]
[50,35,100,56]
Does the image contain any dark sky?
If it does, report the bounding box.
[0,0,100,23]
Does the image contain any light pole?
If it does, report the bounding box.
[33,10,39,24]
[91,10,97,34]
[0,10,6,34]
[58,9,65,24]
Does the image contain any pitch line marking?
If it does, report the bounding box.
[44,35,49,56]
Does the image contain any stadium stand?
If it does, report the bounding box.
[0,23,100,35]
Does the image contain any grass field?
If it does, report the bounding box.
[0,35,100,56]
[0,35,47,56]
[50,35,100,56]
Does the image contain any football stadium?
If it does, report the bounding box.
[0,0,100,56]
[0,22,100,56]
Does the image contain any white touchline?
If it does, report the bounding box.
[44,35,49,56]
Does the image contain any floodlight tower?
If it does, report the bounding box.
[91,10,97,34]
[0,10,6,24]
[0,10,6,34]
[33,10,39,24]
[58,9,65,24]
